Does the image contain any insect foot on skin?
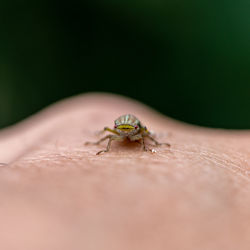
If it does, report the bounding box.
[85,114,170,155]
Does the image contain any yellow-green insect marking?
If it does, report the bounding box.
[85,114,170,155]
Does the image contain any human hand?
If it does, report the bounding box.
[0,93,249,250]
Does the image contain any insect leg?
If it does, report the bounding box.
[85,135,112,145]
[141,136,149,151]
[104,127,119,135]
[97,127,119,135]
[96,135,122,155]
[146,134,170,147]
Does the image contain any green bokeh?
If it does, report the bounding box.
[1,0,250,129]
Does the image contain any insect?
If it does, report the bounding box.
[85,114,170,155]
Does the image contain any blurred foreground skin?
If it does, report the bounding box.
[0,93,250,250]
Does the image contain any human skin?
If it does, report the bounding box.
[0,93,250,250]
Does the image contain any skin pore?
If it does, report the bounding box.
[0,93,250,250]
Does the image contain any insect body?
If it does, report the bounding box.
[85,114,170,155]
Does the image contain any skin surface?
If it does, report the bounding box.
[0,93,250,250]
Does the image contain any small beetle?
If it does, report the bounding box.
[85,114,170,155]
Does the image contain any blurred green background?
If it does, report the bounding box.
[1,0,250,129]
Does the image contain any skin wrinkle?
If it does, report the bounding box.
[0,93,250,250]
[172,146,250,182]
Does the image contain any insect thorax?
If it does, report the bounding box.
[115,114,141,127]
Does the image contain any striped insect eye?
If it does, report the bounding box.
[135,125,138,129]
[114,125,117,128]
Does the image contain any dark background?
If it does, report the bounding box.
[1,0,250,129]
